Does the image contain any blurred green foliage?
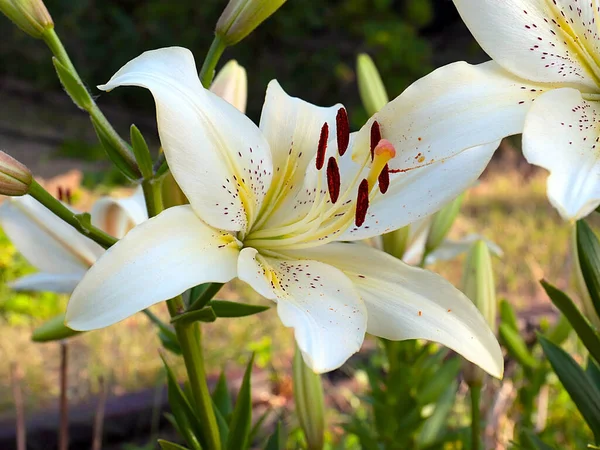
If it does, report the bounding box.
[0,0,435,127]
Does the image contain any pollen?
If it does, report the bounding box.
[370,121,381,161]
[336,108,350,156]
[355,179,369,227]
[316,123,329,170]
[326,156,341,203]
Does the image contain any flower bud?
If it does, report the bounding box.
[382,225,410,260]
[425,192,465,255]
[0,0,53,38]
[572,226,600,329]
[216,0,287,46]
[210,60,248,113]
[32,313,82,342]
[356,53,389,117]
[293,345,325,450]
[0,151,32,196]
[461,240,497,385]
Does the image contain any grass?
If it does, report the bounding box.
[0,157,595,446]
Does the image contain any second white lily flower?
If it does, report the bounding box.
[66,47,503,376]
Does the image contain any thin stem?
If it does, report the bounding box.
[28,180,117,249]
[10,363,26,450]
[199,36,227,88]
[189,283,224,311]
[470,383,482,450]
[41,28,140,177]
[59,342,69,450]
[92,376,108,450]
[142,172,221,450]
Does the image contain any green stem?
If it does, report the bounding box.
[198,36,227,88]
[28,180,117,249]
[142,174,221,450]
[189,283,223,311]
[41,28,140,177]
[470,383,482,450]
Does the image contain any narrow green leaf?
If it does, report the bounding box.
[248,408,271,444]
[539,335,600,442]
[209,300,270,318]
[263,422,284,450]
[212,371,233,418]
[541,280,600,364]
[130,124,153,178]
[189,283,224,312]
[418,381,459,447]
[171,307,217,325]
[52,57,92,110]
[521,430,556,450]
[418,357,461,405]
[577,220,600,320]
[158,440,192,450]
[31,313,82,342]
[499,323,537,369]
[212,398,230,445]
[500,298,519,332]
[546,314,572,346]
[226,354,255,450]
[160,355,205,450]
[90,117,139,180]
[588,359,600,390]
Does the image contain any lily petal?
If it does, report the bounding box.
[256,81,343,229]
[351,61,551,168]
[453,0,599,89]
[66,206,240,330]
[290,243,504,378]
[425,235,504,265]
[341,141,499,241]
[523,88,600,220]
[238,247,367,373]
[98,47,273,232]
[0,196,103,273]
[10,273,83,294]
[91,186,148,239]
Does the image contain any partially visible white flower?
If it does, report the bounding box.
[430,0,600,221]
[66,47,503,377]
[210,60,247,113]
[425,235,503,266]
[0,186,147,293]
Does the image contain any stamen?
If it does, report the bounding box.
[326,156,341,203]
[316,123,329,170]
[378,164,390,194]
[336,108,350,156]
[355,179,369,227]
[57,186,64,202]
[370,121,381,161]
[367,139,396,191]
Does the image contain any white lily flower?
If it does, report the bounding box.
[0,187,147,293]
[209,60,248,113]
[65,47,503,377]
[434,0,600,220]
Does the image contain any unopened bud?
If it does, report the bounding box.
[382,225,410,260]
[0,151,32,196]
[461,240,497,386]
[210,60,248,113]
[293,345,325,450]
[425,192,465,255]
[32,313,82,342]
[216,0,287,46]
[356,53,389,117]
[0,0,53,38]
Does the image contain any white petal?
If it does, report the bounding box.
[290,243,504,378]
[351,61,552,169]
[66,206,240,330]
[523,88,600,220]
[401,218,433,265]
[98,47,273,232]
[255,81,343,229]
[425,235,503,265]
[210,60,248,113]
[341,141,498,241]
[237,247,367,373]
[0,196,103,273]
[91,186,148,239]
[453,0,599,89]
[10,273,83,294]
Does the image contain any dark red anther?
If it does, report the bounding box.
[336,108,350,156]
[65,188,72,205]
[378,164,390,194]
[57,186,64,202]
[370,121,381,161]
[355,179,370,227]
[326,156,341,203]
[316,123,329,170]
